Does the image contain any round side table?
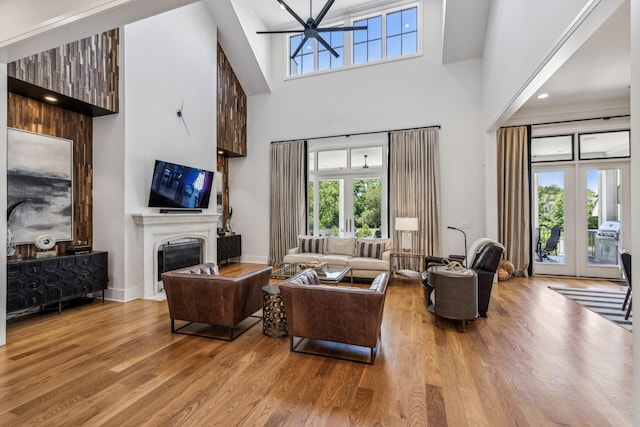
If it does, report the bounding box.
[426,266,478,332]
[262,285,287,337]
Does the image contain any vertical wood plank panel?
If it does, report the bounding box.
[7,93,93,258]
[217,43,246,157]
[7,29,119,113]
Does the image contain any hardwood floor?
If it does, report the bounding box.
[0,263,632,426]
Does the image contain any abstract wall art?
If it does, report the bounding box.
[7,128,74,244]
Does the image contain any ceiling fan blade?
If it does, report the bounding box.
[291,35,309,59]
[257,30,305,34]
[317,26,368,32]
[315,0,335,26]
[316,34,340,58]
[277,0,307,28]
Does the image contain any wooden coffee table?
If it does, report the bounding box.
[271,263,352,284]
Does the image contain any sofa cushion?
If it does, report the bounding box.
[349,257,390,271]
[327,236,356,256]
[298,236,326,254]
[319,254,352,265]
[356,241,386,259]
[283,253,321,264]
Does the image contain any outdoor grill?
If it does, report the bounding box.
[594,220,621,264]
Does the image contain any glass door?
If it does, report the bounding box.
[308,175,385,238]
[532,166,575,276]
[577,163,629,278]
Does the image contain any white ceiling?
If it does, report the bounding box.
[246,0,630,113]
[247,0,391,30]
[518,0,630,112]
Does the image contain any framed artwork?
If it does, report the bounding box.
[7,128,74,244]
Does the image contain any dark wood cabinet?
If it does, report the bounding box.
[7,251,108,318]
[217,235,241,264]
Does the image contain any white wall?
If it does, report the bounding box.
[483,0,595,129]
[93,31,127,301]
[93,2,219,301]
[0,0,197,62]
[630,0,639,416]
[234,0,485,262]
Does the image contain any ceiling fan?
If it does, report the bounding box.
[257,0,368,59]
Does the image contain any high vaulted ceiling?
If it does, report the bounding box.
[246,0,630,116]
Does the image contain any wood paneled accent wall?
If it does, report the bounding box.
[217,43,246,157]
[217,154,230,229]
[7,93,93,258]
[8,29,119,113]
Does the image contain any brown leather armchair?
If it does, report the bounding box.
[161,263,272,340]
[279,269,389,364]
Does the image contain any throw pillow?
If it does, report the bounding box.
[299,237,325,254]
[188,265,218,275]
[357,241,386,259]
[327,236,356,255]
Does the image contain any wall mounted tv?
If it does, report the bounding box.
[148,160,214,211]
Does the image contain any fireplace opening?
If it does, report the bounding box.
[157,239,204,283]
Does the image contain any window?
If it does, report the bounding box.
[386,7,417,57]
[290,35,315,75]
[318,31,344,71]
[287,3,420,76]
[579,130,630,160]
[531,135,574,162]
[353,16,382,64]
[307,137,388,238]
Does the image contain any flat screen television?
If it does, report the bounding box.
[148,160,214,210]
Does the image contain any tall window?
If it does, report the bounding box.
[307,137,388,238]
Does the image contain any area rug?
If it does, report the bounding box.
[549,287,632,331]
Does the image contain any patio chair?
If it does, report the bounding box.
[537,225,562,261]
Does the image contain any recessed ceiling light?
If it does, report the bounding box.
[44,96,58,102]
[537,93,549,99]
[218,150,224,155]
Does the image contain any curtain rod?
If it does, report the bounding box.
[270,124,441,144]
[522,114,630,128]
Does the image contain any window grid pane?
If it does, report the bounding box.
[318,30,344,70]
[353,16,382,63]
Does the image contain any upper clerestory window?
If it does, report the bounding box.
[288,4,420,77]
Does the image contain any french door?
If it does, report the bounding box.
[308,174,386,238]
[532,162,629,278]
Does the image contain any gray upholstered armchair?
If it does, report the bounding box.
[279,269,389,364]
[161,263,272,340]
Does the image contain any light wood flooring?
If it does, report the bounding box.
[0,263,632,426]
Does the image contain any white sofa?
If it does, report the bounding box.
[283,236,391,279]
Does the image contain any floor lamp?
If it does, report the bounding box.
[396,217,419,253]
[447,226,468,266]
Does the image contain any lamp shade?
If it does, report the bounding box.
[395,217,418,231]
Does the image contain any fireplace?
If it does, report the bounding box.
[132,213,219,299]
[157,239,204,282]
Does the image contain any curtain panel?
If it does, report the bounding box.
[389,128,441,264]
[268,140,307,266]
[497,126,530,276]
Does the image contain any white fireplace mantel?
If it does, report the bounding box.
[132,212,219,299]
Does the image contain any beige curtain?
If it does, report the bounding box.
[497,126,530,276]
[390,128,441,265]
[268,141,307,266]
